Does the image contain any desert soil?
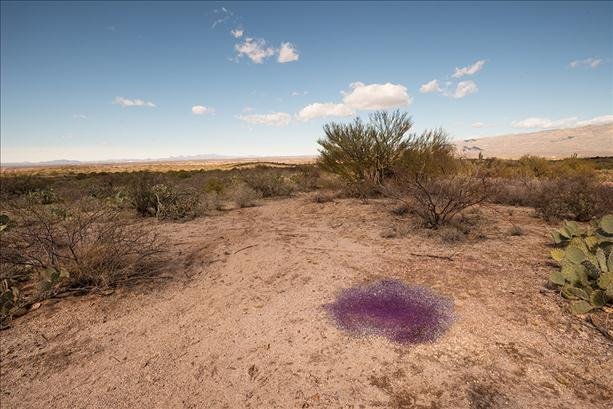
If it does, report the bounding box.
[1,195,611,408]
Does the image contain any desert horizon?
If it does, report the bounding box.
[1,2,612,409]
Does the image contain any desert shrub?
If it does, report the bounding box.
[26,187,60,205]
[291,165,322,191]
[533,175,612,221]
[0,174,47,197]
[490,178,540,207]
[317,110,413,194]
[386,170,491,228]
[230,183,261,208]
[0,201,164,324]
[149,184,201,220]
[128,173,200,220]
[203,191,224,211]
[549,216,613,314]
[203,177,226,194]
[508,225,524,236]
[243,171,295,197]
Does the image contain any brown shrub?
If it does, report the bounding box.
[532,176,612,221]
[0,201,165,297]
[230,183,261,208]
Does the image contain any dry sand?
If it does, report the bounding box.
[455,123,613,159]
[1,195,611,408]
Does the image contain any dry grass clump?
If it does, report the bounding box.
[0,200,165,325]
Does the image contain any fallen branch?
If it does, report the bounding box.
[408,252,457,261]
[234,244,258,255]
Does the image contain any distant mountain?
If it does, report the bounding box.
[2,154,235,168]
[455,123,613,159]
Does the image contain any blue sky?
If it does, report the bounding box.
[1,1,612,162]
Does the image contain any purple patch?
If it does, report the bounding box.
[325,279,455,344]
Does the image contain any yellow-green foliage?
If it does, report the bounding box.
[549,215,613,314]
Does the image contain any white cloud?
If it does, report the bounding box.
[419,79,442,94]
[191,105,215,115]
[113,97,156,108]
[576,115,613,126]
[511,116,579,129]
[73,114,87,119]
[231,28,243,38]
[515,115,613,129]
[296,103,354,121]
[242,106,254,113]
[235,37,275,64]
[278,42,299,63]
[451,81,478,99]
[342,82,412,110]
[471,122,486,128]
[238,112,292,126]
[291,91,309,96]
[452,60,486,78]
[569,58,603,68]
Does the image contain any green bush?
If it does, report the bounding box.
[549,215,613,314]
[317,110,413,194]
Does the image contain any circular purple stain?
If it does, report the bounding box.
[325,279,455,344]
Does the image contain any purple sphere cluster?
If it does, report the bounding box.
[325,279,455,344]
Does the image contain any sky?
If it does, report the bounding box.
[1,1,612,163]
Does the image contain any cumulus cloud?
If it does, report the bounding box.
[452,60,486,78]
[238,112,291,126]
[296,103,354,121]
[451,81,478,99]
[291,91,308,96]
[235,37,275,64]
[278,42,299,63]
[342,82,412,110]
[569,58,603,68]
[191,105,215,115]
[113,97,156,107]
[231,28,244,38]
[419,79,442,94]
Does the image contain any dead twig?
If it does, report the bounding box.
[234,244,257,255]
[408,251,457,261]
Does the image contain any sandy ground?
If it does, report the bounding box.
[1,195,611,408]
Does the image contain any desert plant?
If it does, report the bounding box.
[243,172,295,197]
[317,110,413,194]
[0,201,165,293]
[203,178,226,194]
[549,214,613,314]
[386,169,491,228]
[231,183,261,208]
[128,172,200,220]
[534,175,611,221]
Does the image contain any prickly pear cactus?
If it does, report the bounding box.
[549,214,613,314]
